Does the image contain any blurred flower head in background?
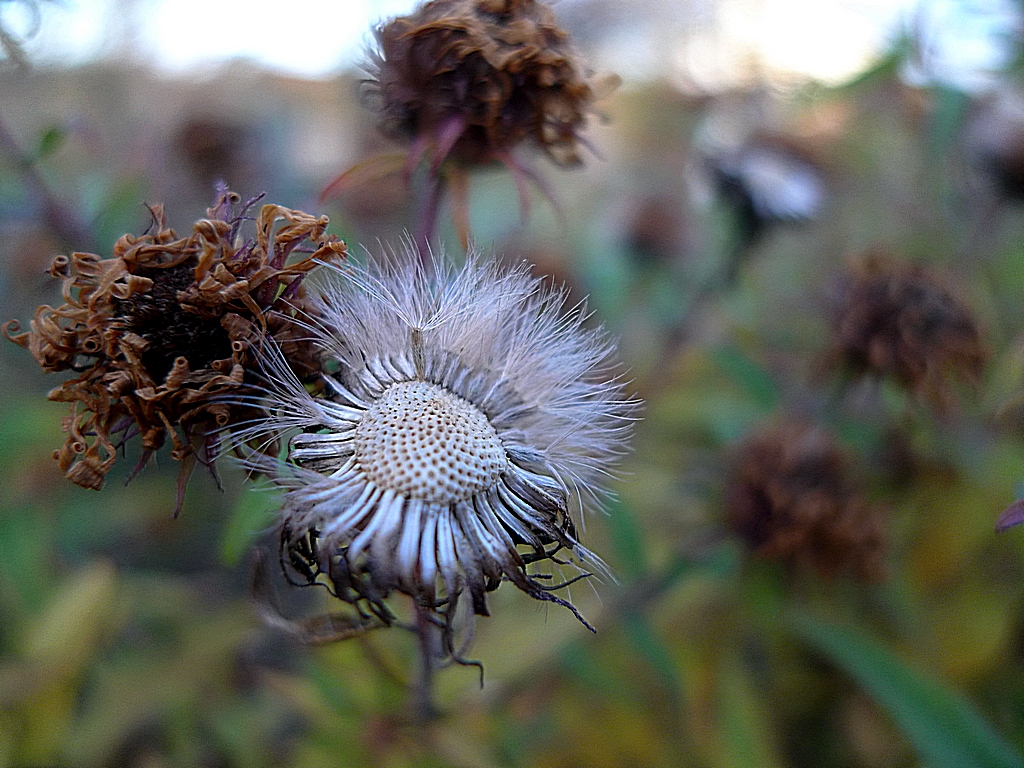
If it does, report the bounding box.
[708,137,826,226]
[965,83,1024,200]
[3,188,347,505]
[725,420,886,581]
[365,0,616,168]
[237,244,637,638]
[826,251,989,412]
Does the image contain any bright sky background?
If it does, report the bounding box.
[5,0,421,75]
[2,0,1021,91]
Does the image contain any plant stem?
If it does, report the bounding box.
[412,171,446,263]
[412,600,440,724]
[0,109,94,250]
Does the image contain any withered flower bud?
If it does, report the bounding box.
[725,421,885,581]
[366,0,614,167]
[4,188,347,507]
[827,252,988,412]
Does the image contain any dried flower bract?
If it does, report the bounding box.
[725,421,885,581]
[827,252,988,411]
[237,244,637,642]
[367,0,614,167]
[4,189,347,504]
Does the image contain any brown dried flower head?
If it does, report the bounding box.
[827,252,988,411]
[725,421,885,581]
[4,188,347,505]
[367,0,613,167]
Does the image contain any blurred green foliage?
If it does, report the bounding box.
[2,18,1024,768]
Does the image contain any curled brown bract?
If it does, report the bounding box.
[4,189,348,502]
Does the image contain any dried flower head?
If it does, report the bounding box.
[366,0,613,168]
[725,421,885,581]
[827,252,988,411]
[965,85,1024,201]
[4,188,347,505]
[237,244,637,637]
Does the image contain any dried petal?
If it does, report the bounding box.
[6,188,347,497]
[366,0,612,167]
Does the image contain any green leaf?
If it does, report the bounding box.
[32,125,67,162]
[623,613,683,701]
[604,497,647,578]
[558,643,625,699]
[220,485,281,566]
[714,653,784,768]
[711,346,778,411]
[0,399,63,468]
[91,177,147,252]
[789,609,1024,768]
[0,504,55,614]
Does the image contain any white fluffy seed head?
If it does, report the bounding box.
[353,380,507,503]
[243,243,639,623]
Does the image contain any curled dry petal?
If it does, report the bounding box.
[4,189,348,502]
[366,0,614,167]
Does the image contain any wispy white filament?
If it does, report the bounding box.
[241,243,638,620]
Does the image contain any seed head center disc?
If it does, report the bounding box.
[353,380,507,502]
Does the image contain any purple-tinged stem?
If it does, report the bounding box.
[412,171,445,264]
[430,116,466,173]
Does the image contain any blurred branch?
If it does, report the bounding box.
[0,21,28,68]
[0,0,50,68]
[0,109,95,250]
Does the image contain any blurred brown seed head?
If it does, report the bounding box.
[367,0,614,166]
[3,189,347,498]
[827,252,988,412]
[725,421,885,581]
[965,85,1024,200]
[623,191,688,266]
[173,116,255,188]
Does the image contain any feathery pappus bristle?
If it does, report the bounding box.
[237,242,639,638]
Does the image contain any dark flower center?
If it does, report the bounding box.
[115,261,233,382]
